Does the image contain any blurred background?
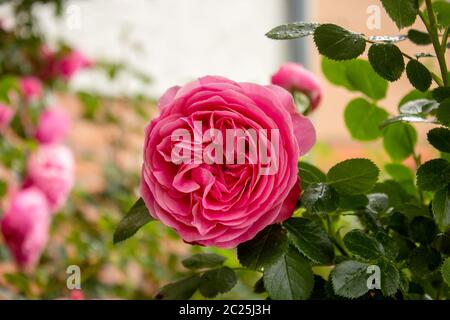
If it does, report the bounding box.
[0,0,446,299]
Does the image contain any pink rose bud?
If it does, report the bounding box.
[35,108,71,144]
[19,76,43,101]
[27,144,75,213]
[140,76,316,248]
[55,50,92,79]
[271,62,323,111]
[0,103,14,130]
[1,187,50,271]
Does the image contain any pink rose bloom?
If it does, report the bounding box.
[35,108,71,144]
[141,76,316,248]
[19,76,43,101]
[26,144,75,213]
[271,63,323,111]
[0,103,14,130]
[54,50,92,79]
[1,187,50,271]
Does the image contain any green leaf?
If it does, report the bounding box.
[368,44,405,81]
[266,22,320,40]
[428,127,450,153]
[399,89,432,108]
[382,123,417,161]
[343,229,385,260]
[199,267,237,298]
[284,218,335,265]
[313,24,366,61]
[408,216,438,244]
[437,99,450,127]
[253,277,266,293]
[331,260,370,298]
[432,87,450,102]
[416,159,450,191]
[407,29,432,45]
[321,57,356,91]
[344,98,388,141]
[264,247,314,300]
[182,254,226,270]
[381,0,419,29]
[409,247,441,278]
[433,1,450,27]
[442,258,450,286]
[339,194,369,210]
[385,163,414,182]
[327,159,380,195]
[155,274,201,300]
[379,259,400,297]
[113,198,154,244]
[237,224,288,270]
[301,183,339,214]
[298,162,326,189]
[375,232,399,260]
[345,60,389,100]
[433,186,450,231]
[406,60,432,92]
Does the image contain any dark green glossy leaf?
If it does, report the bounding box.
[313,24,366,61]
[407,29,432,45]
[199,267,237,298]
[264,247,314,300]
[331,260,370,298]
[298,162,326,189]
[379,259,400,296]
[380,0,419,29]
[427,127,450,153]
[368,43,405,81]
[113,198,154,244]
[408,216,438,244]
[301,183,339,214]
[437,99,450,127]
[327,159,380,195]
[433,186,450,232]
[409,247,441,278]
[382,123,417,161]
[284,218,335,265]
[406,60,432,92]
[442,258,450,286]
[343,229,385,260]
[416,159,450,191]
[155,274,201,300]
[237,224,288,270]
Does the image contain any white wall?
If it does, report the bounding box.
[33,0,291,97]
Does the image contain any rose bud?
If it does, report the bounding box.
[26,144,75,213]
[35,108,71,144]
[19,76,43,101]
[1,187,50,271]
[54,50,92,80]
[271,62,323,113]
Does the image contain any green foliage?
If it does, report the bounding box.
[407,29,432,45]
[327,159,379,195]
[331,260,371,298]
[380,0,419,29]
[182,254,226,270]
[313,24,366,61]
[427,127,450,153]
[284,218,335,265]
[433,186,450,231]
[406,60,432,92]
[437,99,450,127]
[383,123,417,161]
[343,230,385,260]
[155,275,201,300]
[199,267,238,298]
[416,159,450,191]
[264,247,314,300]
[368,44,405,81]
[265,22,320,40]
[237,225,288,270]
[298,162,326,189]
[113,198,154,244]
[344,98,388,141]
[442,258,450,286]
[301,183,339,214]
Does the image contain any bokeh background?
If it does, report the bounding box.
[0,0,447,299]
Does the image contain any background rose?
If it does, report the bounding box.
[35,108,72,144]
[0,187,50,271]
[141,76,316,248]
[0,103,14,130]
[26,144,75,213]
[19,76,43,101]
[53,50,92,80]
[271,62,323,111]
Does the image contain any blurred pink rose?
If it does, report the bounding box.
[271,62,323,111]
[141,76,316,248]
[26,144,75,213]
[54,50,92,79]
[1,187,50,271]
[19,76,43,101]
[35,108,71,144]
[0,103,14,130]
